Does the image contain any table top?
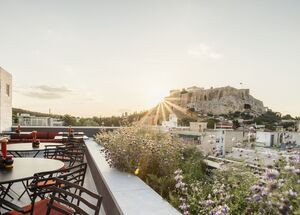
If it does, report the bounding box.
[0,158,65,184]
[6,142,64,152]
[0,132,32,135]
[58,132,84,135]
[54,135,88,140]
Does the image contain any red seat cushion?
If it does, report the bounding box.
[7,199,74,215]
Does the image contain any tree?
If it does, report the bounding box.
[254,111,281,125]
[179,117,197,126]
[63,114,77,126]
[206,118,219,129]
[232,120,240,129]
[282,114,294,120]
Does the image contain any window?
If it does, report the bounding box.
[6,84,10,96]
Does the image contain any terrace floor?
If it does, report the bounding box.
[0,152,106,215]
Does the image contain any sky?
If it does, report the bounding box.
[0,0,299,117]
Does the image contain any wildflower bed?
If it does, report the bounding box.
[96,126,300,215]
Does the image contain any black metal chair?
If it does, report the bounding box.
[5,163,88,215]
[44,144,85,167]
[46,179,102,215]
[30,163,87,198]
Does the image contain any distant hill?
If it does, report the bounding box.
[165,86,266,116]
[13,108,63,118]
[141,86,268,126]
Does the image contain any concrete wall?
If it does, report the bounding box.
[0,67,12,132]
[85,139,180,215]
[291,132,300,146]
[256,131,282,147]
[223,130,244,152]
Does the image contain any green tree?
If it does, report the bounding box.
[63,114,77,126]
[206,118,219,129]
[178,117,197,126]
[282,114,294,120]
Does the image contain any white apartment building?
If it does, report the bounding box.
[0,67,12,132]
[17,113,64,127]
[162,114,178,128]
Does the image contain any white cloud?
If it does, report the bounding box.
[188,43,223,60]
[17,85,72,99]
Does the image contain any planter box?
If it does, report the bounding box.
[85,139,180,215]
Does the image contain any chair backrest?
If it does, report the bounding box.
[30,163,88,214]
[46,178,102,215]
[30,167,66,200]
[44,144,65,160]
[64,144,85,167]
[67,137,84,145]
[61,163,87,187]
[44,144,85,167]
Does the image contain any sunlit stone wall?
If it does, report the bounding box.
[0,67,12,132]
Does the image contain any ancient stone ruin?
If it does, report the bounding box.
[165,86,266,115]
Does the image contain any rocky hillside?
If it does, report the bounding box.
[165,86,266,116]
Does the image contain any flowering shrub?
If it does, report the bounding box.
[96,127,300,214]
[175,153,300,215]
[95,126,188,198]
[174,165,256,215]
[96,126,182,177]
[245,153,300,214]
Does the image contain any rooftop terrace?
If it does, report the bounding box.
[1,126,180,215]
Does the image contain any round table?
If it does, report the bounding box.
[0,158,65,184]
[7,142,64,157]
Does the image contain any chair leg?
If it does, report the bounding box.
[18,179,31,200]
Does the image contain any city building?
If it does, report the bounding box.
[256,131,300,147]
[189,122,207,132]
[256,131,279,147]
[215,121,233,130]
[0,67,12,132]
[162,114,178,128]
[17,113,64,127]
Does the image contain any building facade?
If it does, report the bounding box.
[0,67,12,132]
[162,114,178,128]
[17,113,64,127]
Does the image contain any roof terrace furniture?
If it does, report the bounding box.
[7,178,102,215]
[0,132,32,136]
[28,163,87,201]
[54,135,89,141]
[0,158,64,210]
[6,142,64,158]
[8,131,62,144]
[46,179,102,215]
[58,131,85,136]
[44,144,85,167]
[5,169,100,215]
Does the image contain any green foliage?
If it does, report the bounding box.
[95,126,207,202]
[96,126,300,214]
[13,108,62,118]
[13,107,147,127]
[180,145,207,182]
[206,118,219,129]
[146,174,176,198]
[282,114,294,120]
[62,114,77,126]
[178,117,197,126]
[232,120,240,128]
[96,126,183,176]
[254,111,281,125]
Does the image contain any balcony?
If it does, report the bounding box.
[1,126,180,215]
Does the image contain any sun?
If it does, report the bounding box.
[145,88,167,108]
